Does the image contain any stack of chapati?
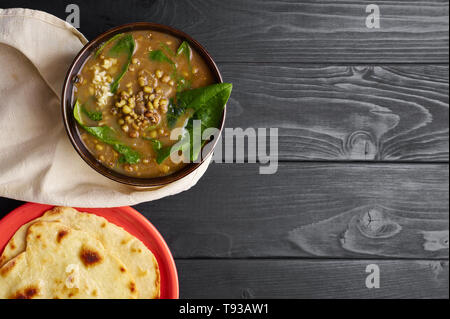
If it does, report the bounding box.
[0,207,159,299]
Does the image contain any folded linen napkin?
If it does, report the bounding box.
[0,8,211,207]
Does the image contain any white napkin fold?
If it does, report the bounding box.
[0,8,211,207]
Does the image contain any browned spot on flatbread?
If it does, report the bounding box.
[9,239,16,250]
[36,234,41,239]
[92,289,98,297]
[46,207,65,216]
[68,291,78,298]
[120,266,126,273]
[129,281,136,293]
[101,222,106,228]
[57,229,69,243]
[0,255,5,265]
[79,246,103,267]
[121,237,132,245]
[9,286,39,299]
[1,259,16,277]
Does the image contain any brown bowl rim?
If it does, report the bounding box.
[62,22,225,187]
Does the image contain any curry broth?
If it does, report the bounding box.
[73,30,215,178]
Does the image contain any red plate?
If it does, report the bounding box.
[0,203,179,299]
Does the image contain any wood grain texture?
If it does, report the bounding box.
[135,163,449,259]
[176,259,449,298]
[219,64,449,161]
[1,0,448,63]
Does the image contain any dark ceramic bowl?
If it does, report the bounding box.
[62,23,224,187]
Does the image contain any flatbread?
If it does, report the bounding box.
[0,207,160,299]
[0,221,138,299]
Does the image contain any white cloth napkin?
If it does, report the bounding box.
[0,8,211,207]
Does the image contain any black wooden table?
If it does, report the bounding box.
[0,0,448,298]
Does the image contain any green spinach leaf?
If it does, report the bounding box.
[152,139,163,150]
[154,83,232,164]
[113,144,141,164]
[166,98,186,128]
[73,100,140,164]
[176,41,191,62]
[177,83,232,128]
[95,33,124,58]
[83,126,117,144]
[149,50,175,66]
[73,99,85,124]
[109,34,135,57]
[160,42,175,57]
[155,144,177,164]
[141,136,163,151]
[108,34,135,93]
[82,105,103,121]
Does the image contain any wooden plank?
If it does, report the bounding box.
[218,64,449,162]
[1,163,447,260]
[134,163,449,259]
[176,259,449,298]
[2,0,448,63]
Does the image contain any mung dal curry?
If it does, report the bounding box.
[73,30,231,178]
